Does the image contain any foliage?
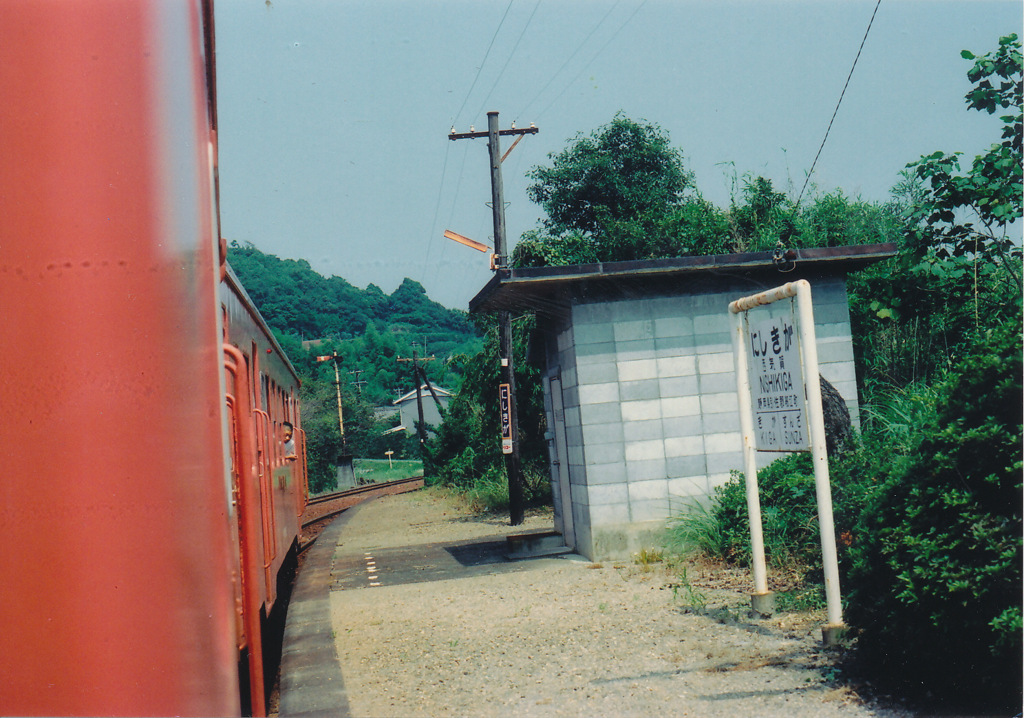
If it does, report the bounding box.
[515,115,733,265]
[527,114,695,238]
[226,243,481,490]
[229,242,481,404]
[514,116,901,269]
[850,34,1022,399]
[677,450,877,573]
[424,314,551,507]
[664,499,726,560]
[844,318,1022,710]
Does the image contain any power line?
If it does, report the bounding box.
[796,0,883,206]
[534,0,648,123]
[420,141,453,285]
[474,0,544,121]
[452,0,515,129]
[516,0,621,123]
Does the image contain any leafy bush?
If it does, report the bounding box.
[844,319,1023,710]
[674,450,875,573]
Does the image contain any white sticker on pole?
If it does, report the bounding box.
[747,310,809,452]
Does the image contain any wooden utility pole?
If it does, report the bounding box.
[397,351,436,459]
[449,111,538,526]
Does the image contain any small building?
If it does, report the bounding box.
[393,384,453,435]
[470,244,895,561]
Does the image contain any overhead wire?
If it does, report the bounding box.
[515,0,621,124]
[796,0,883,206]
[474,0,544,120]
[420,140,454,285]
[533,0,649,123]
[429,0,513,284]
[451,0,516,130]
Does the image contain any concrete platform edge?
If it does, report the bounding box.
[279,504,364,717]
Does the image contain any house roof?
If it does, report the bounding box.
[468,243,897,316]
[393,384,454,405]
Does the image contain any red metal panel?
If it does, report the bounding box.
[0,2,238,716]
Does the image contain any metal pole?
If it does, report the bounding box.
[795,281,845,641]
[731,309,772,611]
[729,279,844,641]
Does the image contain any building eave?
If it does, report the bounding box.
[468,243,897,316]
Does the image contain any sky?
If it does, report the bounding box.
[214,0,1021,311]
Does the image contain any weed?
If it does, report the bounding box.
[665,498,726,559]
[775,583,826,612]
[668,566,707,611]
[634,547,664,570]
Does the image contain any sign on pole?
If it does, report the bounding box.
[730,279,845,644]
[747,311,809,452]
[498,383,513,454]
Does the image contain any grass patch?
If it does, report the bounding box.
[352,458,423,485]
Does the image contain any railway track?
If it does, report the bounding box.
[299,477,424,552]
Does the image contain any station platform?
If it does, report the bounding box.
[277,491,563,717]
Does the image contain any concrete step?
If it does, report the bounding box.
[505,530,572,560]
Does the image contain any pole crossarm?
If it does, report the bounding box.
[448,125,538,141]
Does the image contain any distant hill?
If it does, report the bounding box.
[227,241,478,352]
[227,242,482,410]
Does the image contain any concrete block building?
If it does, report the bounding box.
[470,244,895,561]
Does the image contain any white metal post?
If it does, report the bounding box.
[794,281,844,635]
[730,309,771,606]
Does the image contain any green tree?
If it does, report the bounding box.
[517,115,730,265]
[845,318,1022,710]
[425,314,549,504]
[850,34,1022,397]
[527,114,694,237]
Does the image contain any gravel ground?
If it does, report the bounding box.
[329,488,916,718]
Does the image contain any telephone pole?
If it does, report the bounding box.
[449,111,538,526]
[316,351,355,488]
[397,351,436,460]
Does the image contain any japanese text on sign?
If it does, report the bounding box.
[748,312,809,451]
[499,383,513,454]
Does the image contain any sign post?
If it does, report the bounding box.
[729,279,845,645]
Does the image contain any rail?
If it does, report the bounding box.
[299,477,424,551]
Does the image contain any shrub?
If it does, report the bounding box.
[845,318,1023,710]
[680,450,876,572]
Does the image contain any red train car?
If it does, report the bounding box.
[0,2,306,715]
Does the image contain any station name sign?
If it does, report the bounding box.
[747,313,809,452]
[499,383,513,454]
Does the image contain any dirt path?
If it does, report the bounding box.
[329,489,912,718]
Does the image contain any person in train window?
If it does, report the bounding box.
[282,422,297,462]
